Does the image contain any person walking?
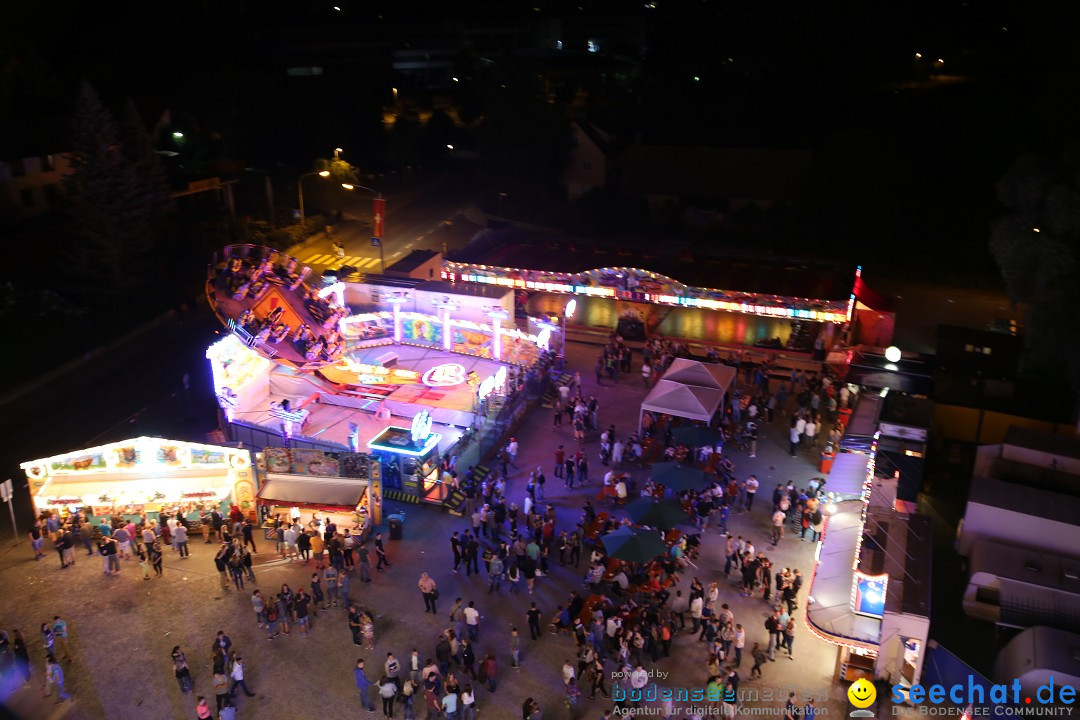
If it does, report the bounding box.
[229,656,256,697]
[214,545,232,592]
[783,618,796,659]
[355,659,376,711]
[375,532,391,570]
[419,572,439,613]
[43,655,71,703]
[509,627,521,668]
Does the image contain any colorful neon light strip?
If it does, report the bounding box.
[442,263,852,323]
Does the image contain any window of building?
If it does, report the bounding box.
[40,154,56,172]
[20,188,35,208]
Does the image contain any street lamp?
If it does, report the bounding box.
[298,170,331,227]
[334,147,343,159]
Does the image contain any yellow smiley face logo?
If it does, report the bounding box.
[848,678,876,709]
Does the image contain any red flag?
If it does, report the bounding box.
[372,197,386,238]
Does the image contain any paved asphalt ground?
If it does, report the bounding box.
[0,335,852,720]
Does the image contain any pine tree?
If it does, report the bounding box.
[64,83,173,318]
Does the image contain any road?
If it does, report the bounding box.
[288,175,487,275]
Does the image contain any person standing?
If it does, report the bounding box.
[509,626,521,669]
[241,519,257,552]
[783,618,796,659]
[172,646,194,694]
[358,542,373,582]
[214,544,232,592]
[746,476,759,512]
[355,658,376,711]
[29,521,46,560]
[173,522,189,559]
[526,602,542,640]
[419,572,439,614]
[788,423,800,456]
[771,508,786,546]
[451,532,462,573]
[481,653,497,693]
[463,601,481,641]
[51,616,72,662]
[378,675,397,718]
[385,652,402,691]
[375,532,391,571]
[150,540,164,577]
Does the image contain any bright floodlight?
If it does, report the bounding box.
[884,346,901,363]
[341,183,355,190]
[318,170,330,177]
[172,131,184,139]
[565,298,577,319]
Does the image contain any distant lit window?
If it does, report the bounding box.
[964,344,973,352]
[40,154,56,172]
[982,347,991,355]
[20,188,34,208]
[587,40,599,53]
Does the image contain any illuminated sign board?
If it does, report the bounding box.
[421,363,467,387]
[853,572,888,618]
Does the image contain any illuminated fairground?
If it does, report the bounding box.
[204,244,887,507]
[205,244,552,506]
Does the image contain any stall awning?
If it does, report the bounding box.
[660,359,737,391]
[806,506,883,648]
[824,453,871,501]
[257,474,367,511]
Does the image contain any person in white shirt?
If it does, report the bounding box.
[734,624,746,666]
[463,601,481,640]
[804,419,817,449]
[630,665,648,689]
[611,440,624,467]
[689,595,704,632]
[746,476,759,511]
[789,425,800,456]
[614,480,628,500]
[562,661,576,686]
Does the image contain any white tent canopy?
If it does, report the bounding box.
[660,358,737,391]
[639,379,725,429]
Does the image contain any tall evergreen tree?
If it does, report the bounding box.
[64,82,171,318]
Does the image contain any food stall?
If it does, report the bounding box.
[366,410,446,503]
[257,448,381,536]
[20,437,255,526]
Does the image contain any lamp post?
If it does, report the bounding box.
[298,170,330,227]
[562,298,576,370]
[486,306,509,360]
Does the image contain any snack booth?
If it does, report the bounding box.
[256,447,382,535]
[20,437,256,525]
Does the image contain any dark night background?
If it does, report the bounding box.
[3,0,1080,684]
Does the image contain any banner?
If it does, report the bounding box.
[372,197,386,238]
